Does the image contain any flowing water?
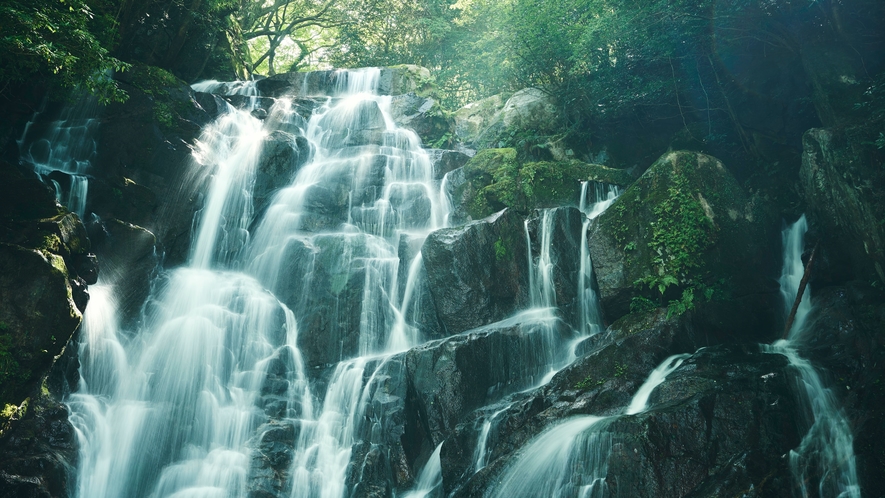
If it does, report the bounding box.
[488,353,690,498]
[68,68,452,498]
[17,96,100,217]
[769,216,861,498]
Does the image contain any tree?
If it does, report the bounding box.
[0,0,128,102]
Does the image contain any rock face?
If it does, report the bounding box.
[588,150,779,339]
[800,127,885,286]
[422,209,529,334]
[91,64,219,268]
[0,160,91,498]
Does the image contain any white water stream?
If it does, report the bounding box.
[68,68,447,498]
[488,353,690,498]
[18,96,100,217]
[769,215,861,498]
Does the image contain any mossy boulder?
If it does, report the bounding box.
[453,148,634,221]
[0,244,82,415]
[588,151,779,340]
[800,126,885,287]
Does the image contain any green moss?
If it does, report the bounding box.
[462,150,634,218]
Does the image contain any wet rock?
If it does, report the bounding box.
[317,100,387,148]
[422,209,529,334]
[452,342,800,498]
[94,68,215,267]
[89,219,157,327]
[72,253,99,285]
[0,394,79,498]
[427,149,470,180]
[0,243,82,410]
[524,207,584,328]
[248,421,297,498]
[253,131,312,213]
[603,345,799,497]
[274,234,377,367]
[800,282,885,496]
[800,127,885,287]
[348,357,414,495]
[588,150,779,339]
[406,317,574,443]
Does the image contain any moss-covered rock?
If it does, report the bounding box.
[800,126,885,287]
[0,244,81,415]
[454,148,634,221]
[588,151,779,340]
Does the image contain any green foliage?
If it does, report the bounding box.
[574,374,604,390]
[0,0,128,102]
[630,296,658,314]
[494,238,508,262]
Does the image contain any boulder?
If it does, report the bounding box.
[453,94,506,146]
[427,149,470,180]
[453,88,561,149]
[800,127,885,286]
[0,244,82,411]
[389,93,450,147]
[588,150,779,339]
[422,209,529,334]
[253,131,312,213]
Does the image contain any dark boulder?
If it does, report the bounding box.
[253,131,312,214]
[422,209,529,334]
[426,149,470,180]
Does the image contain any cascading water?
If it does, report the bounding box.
[70,68,452,498]
[769,216,861,498]
[17,96,100,217]
[488,353,690,498]
[470,184,621,477]
[68,95,313,497]
[578,182,620,336]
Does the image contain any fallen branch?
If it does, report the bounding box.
[782,242,819,340]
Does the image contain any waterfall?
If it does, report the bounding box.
[69,67,452,498]
[489,353,689,498]
[769,216,861,498]
[578,182,619,336]
[402,443,444,498]
[17,96,100,217]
